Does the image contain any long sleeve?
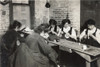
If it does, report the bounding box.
[71,28,77,39]
[57,27,62,36]
[96,29,100,44]
[80,29,87,40]
[50,27,58,35]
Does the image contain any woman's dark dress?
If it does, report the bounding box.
[9,32,58,67]
[81,28,100,67]
[1,30,19,67]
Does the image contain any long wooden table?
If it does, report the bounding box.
[48,39,100,67]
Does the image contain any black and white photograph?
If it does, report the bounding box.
[0,0,100,67]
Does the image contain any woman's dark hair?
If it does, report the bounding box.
[61,19,71,31]
[9,20,22,30]
[49,19,57,32]
[62,19,71,27]
[86,19,96,25]
[80,19,96,32]
[34,23,50,34]
[49,19,57,25]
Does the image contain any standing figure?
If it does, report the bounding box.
[61,19,77,41]
[1,20,22,67]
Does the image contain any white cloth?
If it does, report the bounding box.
[80,27,100,44]
[63,27,76,39]
[50,26,62,36]
[40,32,49,39]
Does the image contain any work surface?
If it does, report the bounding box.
[49,39,100,57]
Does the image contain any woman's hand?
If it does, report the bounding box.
[83,35,88,39]
[17,40,20,46]
[89,33,97,41]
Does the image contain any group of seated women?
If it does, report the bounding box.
[41,18,77,42]
[42,18,100,48]
[1,18,100,67]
